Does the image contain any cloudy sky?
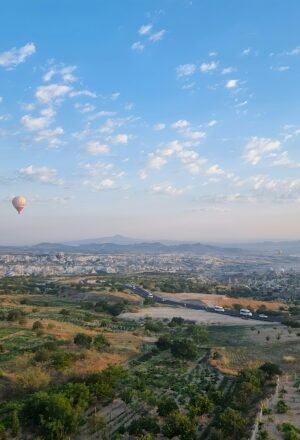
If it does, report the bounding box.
[0,0,300,244]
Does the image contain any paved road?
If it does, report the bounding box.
[125,284,282,324]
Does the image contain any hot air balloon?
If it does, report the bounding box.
[12,196,27,214]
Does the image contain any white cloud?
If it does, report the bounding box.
[0,42,36,68]
[207,120,217,127]
[176,64,196,77]
[74,103,96,114]
[139,24,153,35]
[286,46,300,56]
[138,169,148,180]
[43,64,77,83]
[85,141,110,155]
[148,154,168,170]
[222,67,236,75]
[131,41,145,52]
[206,164,225,175]
[271,66,290,72]
[200,61,218,73]
[183,129,206,140]
[153,123,166,131]
[110,134,129,144]
[21,108,55,131]
[33,127,64,148]
[171,119,190,129]
[244,137,281,165]
[81,162,113,177]
[272,151,300,168]
[69,90,97,98]
[151,182,190,196]
[19,165,63,185]
[226,79,239,89]
[149,30,166,42]
[242,47,251,55]
[36,84,72,103]
[111,92,120,101]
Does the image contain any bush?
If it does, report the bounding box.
[74,333,93,348]
[158,397,178,416]
[276,399,289,414]
[22,391,80,440]
[51,351,76,370]
[128,416,160,435]
[171,338,198,360]
[32,320,44,331]
[14,366,50,392]
[94,334,110,351]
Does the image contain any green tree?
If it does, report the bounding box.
[189,394,213,417]
[158,397,178,416]
[32,320,44,331]
[171,338,198,360]
[128,416,160,435]
[94,334,110,351]
[156,335,172,351]
[259,362,282,378]
[163,411,196,439]
[277,400,289,414]
[23,391,80,440]
[218,407,247,439]
[74,333,93,348]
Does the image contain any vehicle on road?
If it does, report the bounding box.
[258,314,268,319]
[214,306,225,312]
[240,308,253,317]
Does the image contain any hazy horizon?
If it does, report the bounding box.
[1,0,300,244]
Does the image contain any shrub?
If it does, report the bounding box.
[74,333,93,348]
[94,334,110,351]
[276,400,289,414]
[14,366,50,392]
[32,320,44,331]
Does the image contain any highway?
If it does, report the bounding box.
[125,284,282,324]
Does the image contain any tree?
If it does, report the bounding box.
[32,320,44,331]
[277,400,289,414]
[187,324,209,343]
[171,338,198,360]
[128,416,160,435]
[259,362,282,378]
[189,394,214,417]
[74,333,93,348]
[158,397,178,416]
[23,392,79,440]
[94,334,110,351]
[156,335,172,351]
[218,407,247,439]
[163,411,196,439]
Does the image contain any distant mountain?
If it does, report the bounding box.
[0,239,245,256]
[64,234,195,246]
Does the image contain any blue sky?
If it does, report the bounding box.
[0,0,300,244]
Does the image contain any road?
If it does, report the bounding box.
[125,284,281,324]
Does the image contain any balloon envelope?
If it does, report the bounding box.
[12,196,27,214]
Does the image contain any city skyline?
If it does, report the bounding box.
[1,0,300,244]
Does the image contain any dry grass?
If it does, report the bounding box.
[24,319,98,340]
[160,292,286,311]
[209,347,263,375]
[67,350,127,376]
